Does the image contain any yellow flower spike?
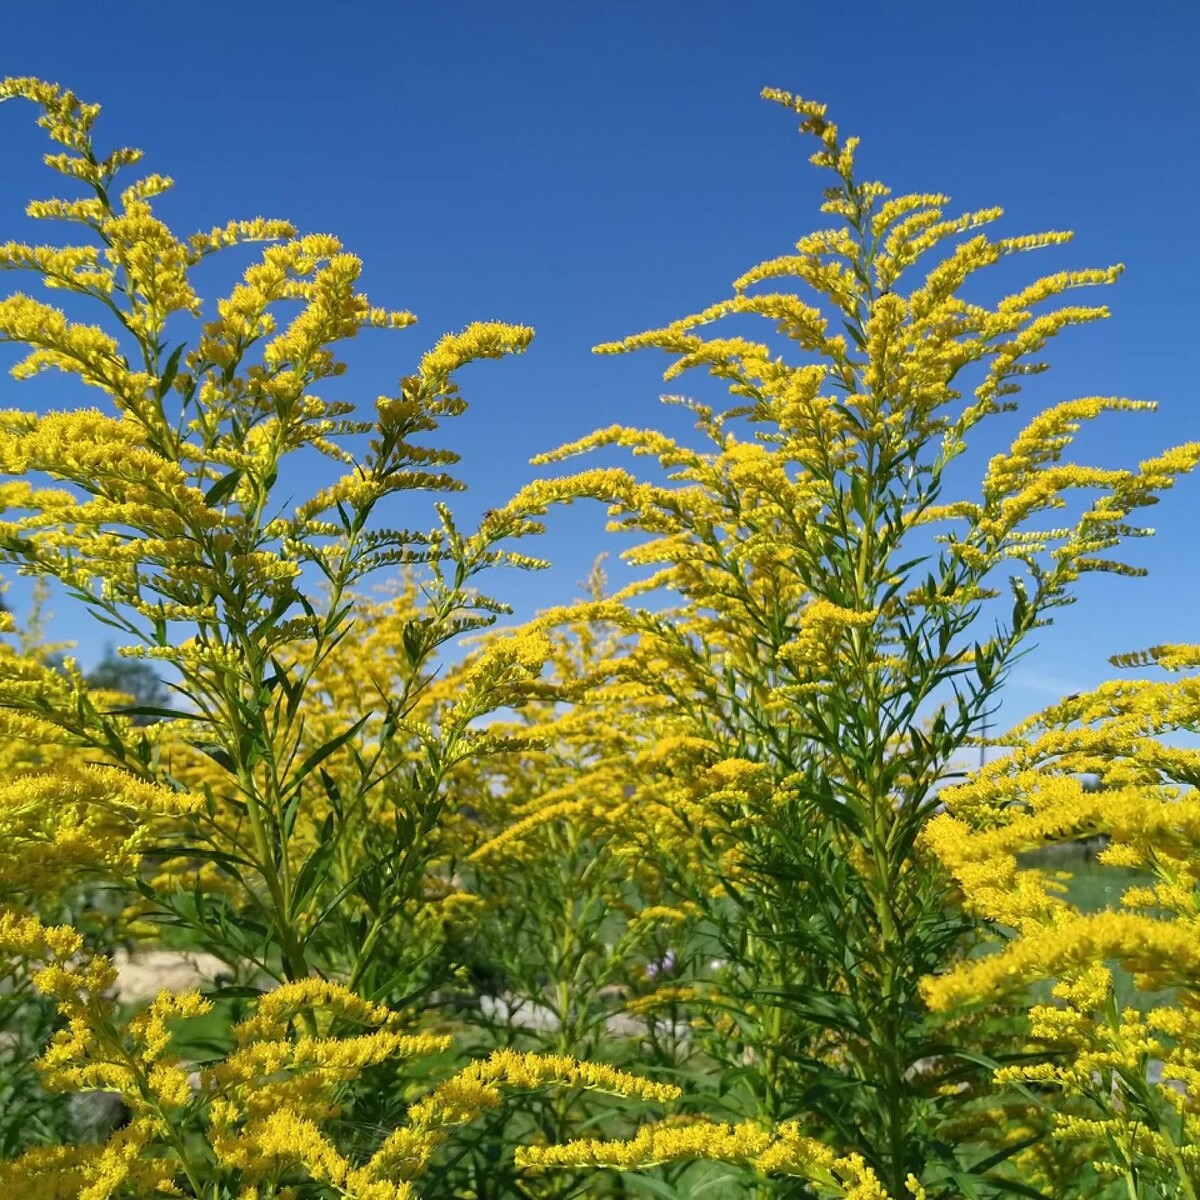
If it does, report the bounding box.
[234,1109,350,1188]
[415,321,534,383]
[342,1167,416,1200]
[127,990,214,1065]
[516,1120,773,1172]
[231,978,400,1044]
[362,1126,445,1177]
[919,639,1200,1189]
[0,761,199,901]
[185,216,298,261]
[0,909,82,961]
[467,796,595,864]
[216,1030,451,1094]
[517,1119,896,1197]
[405,1049,680,1134]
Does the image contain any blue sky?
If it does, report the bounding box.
[1,0,1198,724]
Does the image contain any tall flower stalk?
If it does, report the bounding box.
[922,643,1200,1198]
[0,76,545,999]
[0,76,681,1199]
[511,89,1200,1195]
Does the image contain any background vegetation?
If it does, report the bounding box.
[0,72,1198,1200]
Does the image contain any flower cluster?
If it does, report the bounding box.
[921,642,1200,1192]
[2,71,1199,1200]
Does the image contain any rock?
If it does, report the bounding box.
[111,948,233,1003]
[69,1090,129,1142]
[1147,1059,1187,1097]
[479,993,561,1033]
[478,992,690,1041]
[604,1011,690,1040]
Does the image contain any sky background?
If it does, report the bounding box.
[1,0,1198,726]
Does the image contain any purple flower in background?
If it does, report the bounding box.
[645,949,677,979]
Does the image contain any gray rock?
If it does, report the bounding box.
[111,948,233,1003]
[478,991,690,1040]
[68,1090,129,1142]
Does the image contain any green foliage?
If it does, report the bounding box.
[0,74,1196,1200]
[84,643,172,724]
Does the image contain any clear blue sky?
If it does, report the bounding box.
[1,0,1198,724]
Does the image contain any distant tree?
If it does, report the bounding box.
[84,645,172,725]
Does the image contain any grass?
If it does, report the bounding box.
[1020,840,1171,1013]
[1021,841,1143,914]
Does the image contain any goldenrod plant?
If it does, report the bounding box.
[0,77,679,1198]
[0,925,680,1198]
[922,643,1200,1197]
[508,89,1200,1195]
[0,581,149,1159]
[2,73,1200,1200]
[443,562,704,1197]
[0,73,545,990]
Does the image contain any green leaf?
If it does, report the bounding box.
[197,743,237,773]
[87,609,136,636]
[281,714,370,801]
[628,1174,688,1199]
[848,473,869,523]
[971,1177,1051,1199]
[204,469,243,508]
[132,875,159,901]
[324,600,356,638]
[203,985,267,1002]
[280,786,302,841]
[156,342,186,399]
[268,655,305,725]
[291,820,338,918]
[238,724,270,771]
[318,768,343,822]
[968,1134,1044,1176]
[102,703,203,723]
